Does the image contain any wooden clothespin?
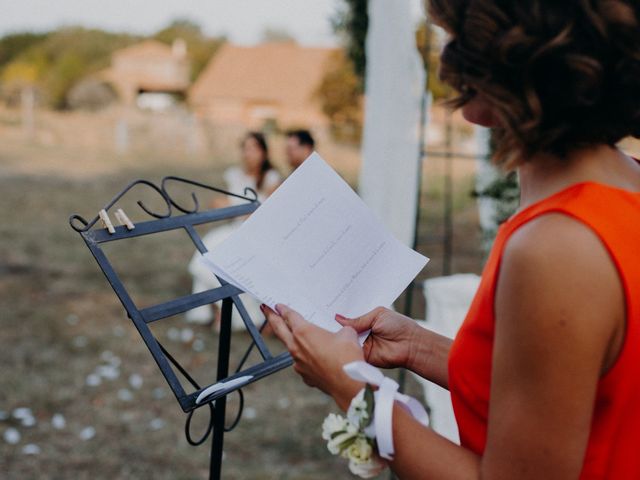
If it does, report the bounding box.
[114,208,135,231]
[99,209,116,234]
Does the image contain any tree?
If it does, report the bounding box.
[261,27,296,43]
[315,51,363,143]
[473,171,520,225]
[313,0,368,142]
[153,19,226,81]
[0,27,139,108]
[415,22,453,100]
[0,32,48,69]
[66,77,117,111]
[331,0,368,87]
[0,59,40,106]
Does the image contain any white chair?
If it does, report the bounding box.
[412,274,481,444]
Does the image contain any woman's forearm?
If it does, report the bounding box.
[407,327,452,390]
[389,404,480,479]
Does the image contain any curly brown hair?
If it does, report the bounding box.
[428,0,640,168]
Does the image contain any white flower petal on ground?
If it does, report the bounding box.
[79,426,96,441]
[20,416,36,428]
[192,338,205,352]
[22,443,41,455]
[100,350,114,362]
[152,387,166,400]
[51,414,66,430]
[13,408,36,427]
[85,373,101,387]
[167,327,180,342]
[180,328,194,343]
[243,407,257,420]
[12,408,32,419]
[120,412,135,422]
[108,356,122,368]
[3,427,20,445]
[277,397,291,410]
[65,314,79,325]
[96,365,119,380]
[129,374,143,390]
[117,388,134,402]
[72,335,88,348]
[112,325,126,337]
[149,418,166,431]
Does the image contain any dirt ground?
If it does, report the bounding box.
[0,107,485,479]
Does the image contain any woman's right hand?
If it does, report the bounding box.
[335,307,421,370]
[336,307,453,389]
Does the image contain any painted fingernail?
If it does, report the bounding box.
[335,314,347,321]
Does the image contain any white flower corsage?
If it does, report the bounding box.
[321,385,386,478]
[322,361,430,478]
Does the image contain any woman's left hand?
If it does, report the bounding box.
[261,303,365,411]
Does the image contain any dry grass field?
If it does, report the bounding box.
[0,106,484,479]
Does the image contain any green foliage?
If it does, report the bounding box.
[153,18,225,81]
[45,51,86,109]
[331,0,368,87]
[40,27,138,70]
[331,0,450,101]
[261,27,296,43]
[67,77,117,111]
[416,22,454,100]
[319,0,368,142]
[315,51,363,144]
[473,172,520,225]
[0,27,139,108]
[155,18,202,38]
[473,131,521,227]
[0,21,225,109]
[0,32,48,69]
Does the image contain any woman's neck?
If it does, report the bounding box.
[516,145,639,209]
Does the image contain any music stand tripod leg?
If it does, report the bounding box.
[209,297,233,480]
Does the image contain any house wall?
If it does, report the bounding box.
[106,46,190,106]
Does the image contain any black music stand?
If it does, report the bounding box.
[69,177,293,479]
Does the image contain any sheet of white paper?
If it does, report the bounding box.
[201,152,429,334]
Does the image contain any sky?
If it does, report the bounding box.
[1,0,425,46]
[1,0,342,45]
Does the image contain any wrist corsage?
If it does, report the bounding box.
[321,361,430,478]
[322,384,386,478]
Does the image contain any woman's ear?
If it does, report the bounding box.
[461,94,499,128]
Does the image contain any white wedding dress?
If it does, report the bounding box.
[185,166,281,330]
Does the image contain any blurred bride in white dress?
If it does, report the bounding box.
[186,132,281,329]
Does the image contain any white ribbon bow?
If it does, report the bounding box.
[343,361,429,460]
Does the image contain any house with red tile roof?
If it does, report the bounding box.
[101,39,190,106]
[189,41,338,129]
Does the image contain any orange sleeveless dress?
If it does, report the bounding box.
[448,181,640,478]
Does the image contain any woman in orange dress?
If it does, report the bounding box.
[263,1,640,478]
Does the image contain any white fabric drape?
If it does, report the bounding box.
[415,274,481,443]
[358,0,426,247]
